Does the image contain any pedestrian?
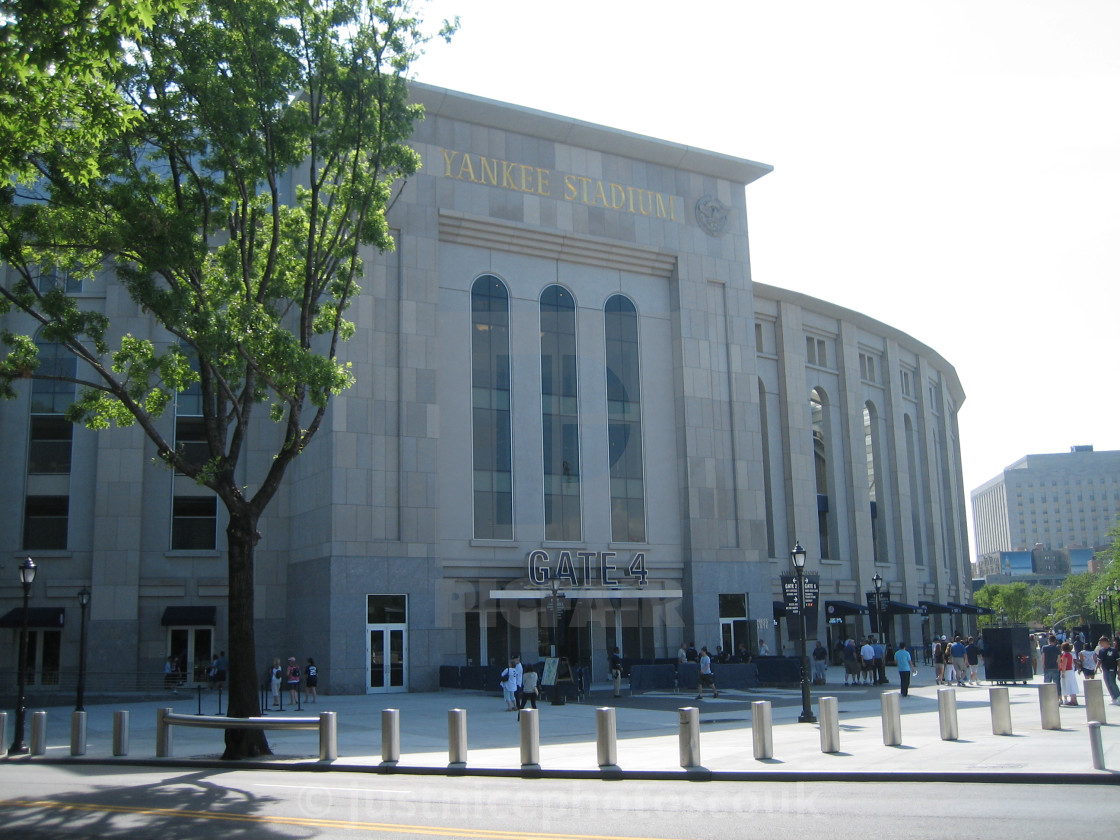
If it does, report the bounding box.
[500,654,523,712]
[213,650,228,689]
[965,636,981,684]
[285,656,301,705]
[695,646,719,700]
[842,638,860,685]
[1040,634,1061,700]
[811,640,829,684]
[871,635,887,685]
[860,637,875,686]
[1078,644,1097,683]
[686,641,699,662]
[758,639,771,656]
[894,642,916,697]
[933,638,946,684]
[1095,636,1120,705]
[677,642,689,666]
[269,657,282,707]
[305,657,318,702]
[949,636,968,687]
[608,646,623,698]
[164,656,178,691]
[735,642,751,663]
[1058,641,1078,706]
[518,664,539,718]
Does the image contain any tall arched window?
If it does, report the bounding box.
[24,336,76,549]
[605,294,645,543]
[810,388,831,559]
[758,380,775,559]
[540,285,581,540]
[904,414,925,565]
[471,275,513,539]
[864,401,885,564]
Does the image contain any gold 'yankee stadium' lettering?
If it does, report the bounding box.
[437,148,679,222]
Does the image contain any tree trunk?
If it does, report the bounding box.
[221,509,271,759]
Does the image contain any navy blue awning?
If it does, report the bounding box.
[0,607,65,628]
[825,600,869,617]
[884,600,923,615]
[948,602,994,615]
[161,606,217,626]
[919,600,962,615]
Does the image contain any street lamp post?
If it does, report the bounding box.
[75,587,91,712]
[872,573,884,647]
[790,541,816,724]
[9,557,37,755]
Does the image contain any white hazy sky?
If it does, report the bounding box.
[410,0,1120,555]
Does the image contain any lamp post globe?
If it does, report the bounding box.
[9,557,37,755]
[790,541,816,723]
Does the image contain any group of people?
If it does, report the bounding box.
[498,653,540,716]
[932,635,982,686]
[1040,634,1120,707]
[840,635,890,686]
[267,656,319,706]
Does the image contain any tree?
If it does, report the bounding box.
[0,0,455,758]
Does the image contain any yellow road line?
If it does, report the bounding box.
[0,799,673,840]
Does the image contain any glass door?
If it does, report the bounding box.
[367,626,407,692]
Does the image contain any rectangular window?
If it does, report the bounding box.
[806,336,827,368]
[174,416,209,474]
[27,415,73,474]
[23,495,68,550]
[859,353,877,383]
[171,496,216,550]
[900,369,912,396]
[754,323,765,354]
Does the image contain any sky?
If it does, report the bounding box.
[408,0,1120,555]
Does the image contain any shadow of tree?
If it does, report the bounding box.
[0,767,292,839]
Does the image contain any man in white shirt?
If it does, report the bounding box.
[860,638,875,686]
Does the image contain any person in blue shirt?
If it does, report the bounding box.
[894,642,916,696]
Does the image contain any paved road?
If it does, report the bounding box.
[0,764,1116,839]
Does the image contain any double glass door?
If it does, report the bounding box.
[367,625,406,692]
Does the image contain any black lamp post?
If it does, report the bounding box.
[75,587,91,712]
[9,557,37,755]
[790,541,816,723]
[872,573,884,647]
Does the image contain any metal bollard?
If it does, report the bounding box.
[1039,682,1061,730]
[678,707,701,768]
[113,710,130,756]
[31,711,47,756]
[881,691,902,746]
[319,711,337,761]
[1084,679,1106,724]
[70,711,87,756]
[818,696,840,754]
[519,708,540,769]
[381,709,400,765]
[1088,721,1106,770]
[989,686,1013,736]
[156,707,173,757]
[448,708,467,767]
[751,700,773,760]
[596,707,618,768]
[938,687,959,740]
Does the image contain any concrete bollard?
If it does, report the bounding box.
[113,710,130,756]
[448,709,467,768]
[1088,721,1106,770]
[678,707,701,768]
[156,707,173,758]
[1084,679,1106,724]
[818,696,840,754]
[881,691,902,746]
[1039,682,1061,730]
[70,711,87,756]
[751,700,773,760]
[519,708,540,769]
[990,686,1013,736]
[381,709,400,765]
[938,687,959,740]
[31,711,47,756]
[596,707,618,768]
[319,711,338,761]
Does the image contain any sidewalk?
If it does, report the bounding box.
[3,674,1118,783]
